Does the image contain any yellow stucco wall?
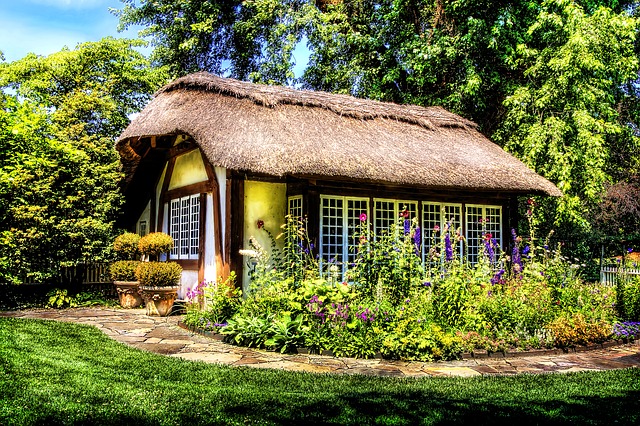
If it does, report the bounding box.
[242,180,287,292]
[168,149,208,190]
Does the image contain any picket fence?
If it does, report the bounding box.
[600,266,640,285]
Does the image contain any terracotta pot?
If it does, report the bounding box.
[113,281,143,309]
[140,286,179,317]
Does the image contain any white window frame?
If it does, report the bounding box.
[373,198,418,236]
[465,204,502,265]
[287,195,304,220]
[319,195,369,276]
[168,193,201,261]
[421,202,463,264]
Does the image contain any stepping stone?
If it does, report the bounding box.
[173,352,243,364]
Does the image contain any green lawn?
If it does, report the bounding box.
[1,318,639,425]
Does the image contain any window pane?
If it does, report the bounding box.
[189,195,200,257]
[288,196,303,220]
[180,198,190,257]
[346,198,369,269]
[320,197,343,268]
[374,200,395,235]
[170,200,180,258]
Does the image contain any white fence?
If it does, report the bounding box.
[600,266,640,285]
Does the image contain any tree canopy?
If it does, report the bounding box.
[116,0,640,242]
[0,38,168,284]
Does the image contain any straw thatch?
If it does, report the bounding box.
[117,72,561,196]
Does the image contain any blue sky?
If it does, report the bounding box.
[0,0,140,62]
[0,0,309,78]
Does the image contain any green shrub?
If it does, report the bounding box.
[548,312,611,347]
[201,272,242,324]
[382,323,463,361]
[46,289,77,309]
[135,262,182,287]
[109,260,141,281]
[138,232,173,260]
[113,232,141,260]
[616,275,640,321]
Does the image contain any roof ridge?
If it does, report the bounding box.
[158,72,477,132]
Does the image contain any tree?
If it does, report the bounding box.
[114,0,312,82]
[495,1,639,237]
[0,38,168,284]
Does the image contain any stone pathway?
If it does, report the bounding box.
[3,307,640,378]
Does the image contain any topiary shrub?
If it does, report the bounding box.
[113,233,141,260]
[135,262,182,287]
[138,232,174,261]
[109,260,142,282]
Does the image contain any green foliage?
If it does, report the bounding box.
[496,1,640,234]
[0,38,167,284]
[185,272,242,326]
[382,322,463,362]
[109,260,141,282]
[188,216,625,360]
[616,274,640,321]
[265,313,307,353]
[138,232,174,260]
[135,261,182,287]
[113,232,141,260]
[548,312,612,347]
[348,215,424,304]
[46,289,77,309]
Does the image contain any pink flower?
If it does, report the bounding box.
[359,212,367,222]
[400,209,409,218]
[433,225,440,232]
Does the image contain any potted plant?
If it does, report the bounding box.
[136,232,182,316]
[111,232,143,308]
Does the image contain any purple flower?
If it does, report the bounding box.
[490,269,505,285]
[423,281,431,287]
[628,248,634,254]
[404,219,411,235]
[413,226,421,256]
[445,232,453,261]
[484,235,495,263]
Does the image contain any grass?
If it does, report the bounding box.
[0,318,639,425]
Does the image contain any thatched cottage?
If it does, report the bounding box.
[116,72,561,296]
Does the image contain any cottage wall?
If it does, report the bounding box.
[242,180,287,294]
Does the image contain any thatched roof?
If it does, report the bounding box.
[117,72,561,196]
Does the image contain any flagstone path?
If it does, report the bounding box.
[3,307,639,378]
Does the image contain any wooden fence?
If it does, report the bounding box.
[600,266,640,285]
[20,263,112,286]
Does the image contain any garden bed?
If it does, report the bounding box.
[182,214,640,362]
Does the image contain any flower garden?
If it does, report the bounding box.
[184,209,640,361]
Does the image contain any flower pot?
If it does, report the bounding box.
[140,285,179,316]
[113,281,143,309]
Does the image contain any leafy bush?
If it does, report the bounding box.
[382,323,463,361]
[138,232,173,260]
[184,273,242,326]
[113,233,141,260]
[109,260,141,281]
[135,262,182,287]
[548,313,611,347]
[46,289,77,309]
[616,275,640,321]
